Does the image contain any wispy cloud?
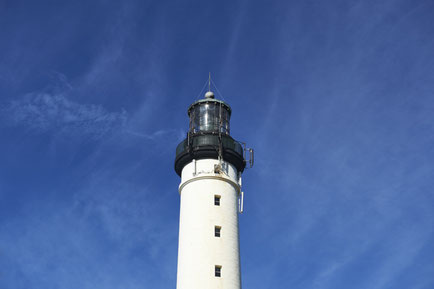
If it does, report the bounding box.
[0,164,177,289]
[125,128,185,143]
[1,92,127,139]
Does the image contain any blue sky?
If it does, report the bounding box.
[1,0,433,288]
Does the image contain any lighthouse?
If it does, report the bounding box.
[174,86,253,289]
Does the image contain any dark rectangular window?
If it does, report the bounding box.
[214,195,221,206]
[215,265,221,277]
[215,226,221,237]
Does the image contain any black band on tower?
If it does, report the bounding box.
[174,133,245,176]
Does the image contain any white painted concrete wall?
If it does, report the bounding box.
[176,158,242,289]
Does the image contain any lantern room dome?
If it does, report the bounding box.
[204,91,215,99]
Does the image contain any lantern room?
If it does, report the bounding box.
[187,91,232,135]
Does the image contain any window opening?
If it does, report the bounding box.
[215,226,221,237]
[214,195,221,206]
[215,265,222,277]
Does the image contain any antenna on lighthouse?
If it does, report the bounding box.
[205,73,215,99]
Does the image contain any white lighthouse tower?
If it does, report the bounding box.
[174,87,253,289]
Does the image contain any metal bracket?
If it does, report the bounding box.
[239,141,254,169]
[247,148,254,168]
[238,191,244,214]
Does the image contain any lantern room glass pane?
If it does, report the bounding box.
[190,103,230,135]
